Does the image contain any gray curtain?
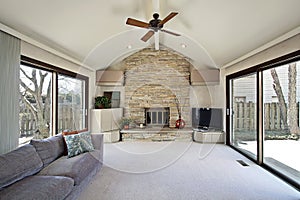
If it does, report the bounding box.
[0,30,21,154]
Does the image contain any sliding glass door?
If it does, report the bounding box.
[230,73,257,159]
[226,51,300,189]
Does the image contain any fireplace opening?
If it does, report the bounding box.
[145,107,169,127]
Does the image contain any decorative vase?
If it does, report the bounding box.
[123,124,129,130]
[175,116,185,129]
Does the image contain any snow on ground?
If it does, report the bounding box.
[239,140,300,171]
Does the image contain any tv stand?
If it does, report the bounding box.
[193,129,224,143]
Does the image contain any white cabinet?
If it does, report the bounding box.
[91,108,123,142]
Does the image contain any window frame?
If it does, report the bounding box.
[20,55,89,135]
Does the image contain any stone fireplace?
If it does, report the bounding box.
[121,46,192,128]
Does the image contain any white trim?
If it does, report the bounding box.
[0,22,94,72]
[222,26,300,69]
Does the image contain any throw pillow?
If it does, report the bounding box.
[61,129,87,155]
[64,134,83,158]
[79,131,95,152]
[62,130,78,136]
[63,131,94,158]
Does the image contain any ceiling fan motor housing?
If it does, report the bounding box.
[149,13,163,29]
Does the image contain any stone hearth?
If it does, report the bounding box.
[120,127,193,142]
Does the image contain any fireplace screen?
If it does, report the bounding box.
[146,107,169,126]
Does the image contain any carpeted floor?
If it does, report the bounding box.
[78,142,299,200]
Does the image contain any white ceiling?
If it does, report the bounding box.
[0,0,300,70]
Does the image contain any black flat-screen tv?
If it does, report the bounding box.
[192,108,223,130]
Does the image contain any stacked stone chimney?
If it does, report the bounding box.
[121,46,192,127]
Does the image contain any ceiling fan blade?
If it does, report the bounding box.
[158,12,178,26]
[141,30,155,42]
[161,29,180,36]
[126,18,149,28]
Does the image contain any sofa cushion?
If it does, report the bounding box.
[64,131,94,158]
[0,175,74,200]
[0,144,43,189]
[38,152,100,185]
[30,134,65,167]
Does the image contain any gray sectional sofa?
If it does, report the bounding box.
[0,133,103,200]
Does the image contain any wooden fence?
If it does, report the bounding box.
[234,102,297,131]
[19,103,83,137]
[20,102,292,135]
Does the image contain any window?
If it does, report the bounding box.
[226,50,300,190]
[19,56,88,144]
[104,91,120,108]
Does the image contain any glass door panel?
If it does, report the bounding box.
[57,75,86,132]
[231,73,257,159]
[263,62,300,185]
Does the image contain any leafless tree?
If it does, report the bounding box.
[288,63,299,136]
[20,67,51,139]
[271,62,299,136]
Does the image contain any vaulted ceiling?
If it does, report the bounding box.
[0,0,300,70]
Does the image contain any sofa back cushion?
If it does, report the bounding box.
[0,144,43,188]
[30,134,64,167]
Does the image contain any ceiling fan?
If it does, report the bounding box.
[126,12,180,43]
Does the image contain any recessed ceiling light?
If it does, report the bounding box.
[127,45,132,49]
[181,43,187,48]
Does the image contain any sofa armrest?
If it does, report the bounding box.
[91,133,103,150]
[91,133,104,163]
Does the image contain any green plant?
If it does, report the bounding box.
[119,117,133,129]
[94,96,111,109]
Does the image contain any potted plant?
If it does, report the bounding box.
[119,117,133,130]
[94,96,111,109]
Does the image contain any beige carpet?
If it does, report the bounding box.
[78,142,299,200]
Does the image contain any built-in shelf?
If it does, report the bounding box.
[190,69,220,85]
[96,70,124,86]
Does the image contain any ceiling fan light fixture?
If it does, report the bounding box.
[125,12,180,43]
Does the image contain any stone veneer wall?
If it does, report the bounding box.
[122,47,192,128]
